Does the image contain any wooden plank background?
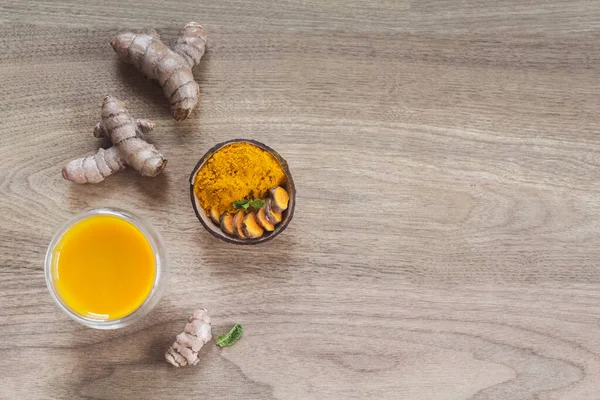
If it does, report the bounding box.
[1,1,600,399]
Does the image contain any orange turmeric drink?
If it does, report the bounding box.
[47,211,157,323]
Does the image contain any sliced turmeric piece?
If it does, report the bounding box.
[233,210,247,239]
[242,213,264,239]
[220,214,235,236]
[209,208,220,225]
[256,207,275,232]
[269,186,289,213]
[265,198,283,225]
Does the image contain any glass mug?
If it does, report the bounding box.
[45,208,167,329]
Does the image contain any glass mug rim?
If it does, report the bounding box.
[44,207,167,329]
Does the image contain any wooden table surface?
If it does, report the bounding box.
[2,1,600,399]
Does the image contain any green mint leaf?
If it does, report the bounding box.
[233,199,249,209]
[250,199,265,209]
[216,323,243,347]
[233,198,264,210]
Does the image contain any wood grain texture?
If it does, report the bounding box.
[1,1,600,399]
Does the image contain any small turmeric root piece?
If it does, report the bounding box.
[209,208,220,225]
[256,207,275,232]
[242,213,264,239]
[269,186,289,213]
[111,22,208,121]
[265,199,283,225]
[62,95,166,184]
[220,214,235,236]
[233,210,247,239]
[165,309,212,367]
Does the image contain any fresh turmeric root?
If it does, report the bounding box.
[209,208,220,225]
[111,22,208,121]
[269,186,290,213]
[233,210,247,239]
[242,213,264,239]
[256,207,275,232]
[264,198,283,225]
[220,214,235,236]
[165,309,212,367]
[62,95,167,184]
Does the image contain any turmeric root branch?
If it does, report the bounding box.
[93,119,155,139]
[166,309,212,367]
[62,95,167,184]
[111,22,208,121]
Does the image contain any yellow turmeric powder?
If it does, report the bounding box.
[194,142,286,216]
